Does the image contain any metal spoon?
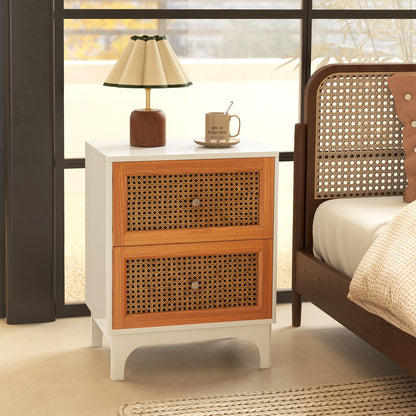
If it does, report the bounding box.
[224,101,234,114]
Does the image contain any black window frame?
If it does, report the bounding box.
[54,1,307,317]
[53,2,416,317]
[2,0,416,322]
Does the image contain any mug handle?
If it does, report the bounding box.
[229,115,241,138]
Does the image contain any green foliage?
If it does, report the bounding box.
[312,0,416,67]
[314,0,413,9]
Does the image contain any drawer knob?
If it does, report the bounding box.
[192,198,201,207]
[191,281,200,290]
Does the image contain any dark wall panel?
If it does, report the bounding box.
[5,0,55,323]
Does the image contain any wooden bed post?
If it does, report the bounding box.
[292,122,307,327]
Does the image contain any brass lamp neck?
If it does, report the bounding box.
[145,88,151,111]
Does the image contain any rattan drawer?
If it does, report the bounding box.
[113,158,274,246]
[112,239,273,329]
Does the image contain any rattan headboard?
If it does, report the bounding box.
[305,65,413,200]
[294,64,416,249]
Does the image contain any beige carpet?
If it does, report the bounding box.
[120,373,416,415]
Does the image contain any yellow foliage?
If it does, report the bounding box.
[64,1,159,60]
[65,1,157,9]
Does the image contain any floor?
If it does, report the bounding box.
[0,303,404,416]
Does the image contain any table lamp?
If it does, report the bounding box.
[104,35,192,147]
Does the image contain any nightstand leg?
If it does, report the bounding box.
[257,339,271,369]
[246,324,271,369]
[91,317,103,348]
[110,336,134,381]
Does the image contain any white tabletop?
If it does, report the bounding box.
[86,138,279,162]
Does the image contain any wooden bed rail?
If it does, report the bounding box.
[296,249,416,376]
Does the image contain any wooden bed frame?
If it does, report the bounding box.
[292,63,416,376]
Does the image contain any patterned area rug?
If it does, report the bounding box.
[120,374,416,415]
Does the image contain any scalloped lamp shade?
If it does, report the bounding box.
[104,35,192,147]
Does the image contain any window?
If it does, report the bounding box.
[64,1,302,10]
[313,0,416,10]
[54,0,416,315]
[312,19,416,70]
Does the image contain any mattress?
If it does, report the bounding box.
[313,196,407,278]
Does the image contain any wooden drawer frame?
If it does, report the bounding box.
[113,158,274,247]
[112,239,273,329]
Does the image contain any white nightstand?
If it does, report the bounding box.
[85,139,278,380]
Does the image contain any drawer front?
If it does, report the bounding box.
[113,158,274,246]
[112,240,273,329]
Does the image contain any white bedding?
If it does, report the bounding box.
[313,196,407,278]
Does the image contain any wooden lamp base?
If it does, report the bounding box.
[130,109,166,147]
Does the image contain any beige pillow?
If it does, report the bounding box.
[387,74,416,203]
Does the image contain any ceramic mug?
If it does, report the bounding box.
[205,112,241,143]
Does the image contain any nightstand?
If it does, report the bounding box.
[85,139,278,380]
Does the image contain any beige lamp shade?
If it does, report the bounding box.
[103,35,191,148]
[103,34,192,88]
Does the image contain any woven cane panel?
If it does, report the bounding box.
[126,172,259,231]
[125,253,258,314]
[315,72,406,199]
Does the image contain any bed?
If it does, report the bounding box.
[292,63,416,376]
